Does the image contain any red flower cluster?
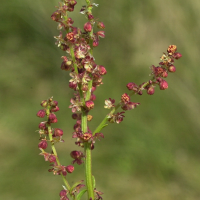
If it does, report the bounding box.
[104,45,182,124]
[51,1,106,151]
[126,45,182,96]
[36,97,75,178]
[36,0,183,199]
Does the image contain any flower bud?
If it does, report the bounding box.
[51,106,59,112]
[84,22,92,32]
[93,40,99,47]
[90,94,96,101]
[156,77,162,83]
[51,11,61,22]
[37,109,46,118]
[126,82,138,91]
[97,22,105,29]
[59,190,67,197]
[61,60,72,71]
[51,100,58,107]
[67,17,74,26]
[162,70,168,78]
[91,86,96,92]
[48,155,56,163]
[69,82,77,90]
[68,0,77,6]
[72,113,78,119]
[147,86,155,95]
[38,122,47,130]
[48,113,58,123]
[172,52,182,59]
[168,65,176,72]
[54,128,63,137]
[70,151,83,159]
[98,65,107,75]
[138,91,143,95]
[67,5,75,12]
[65,165,74,173]
[159,80,168,90]
[38,140,48,149]
[88,14,94,20]
[40,100,47,107]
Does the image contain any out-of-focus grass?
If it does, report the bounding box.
[1,0,200,199]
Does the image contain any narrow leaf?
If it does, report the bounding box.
[76,189,87,200]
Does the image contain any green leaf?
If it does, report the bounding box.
[76,189,87,200]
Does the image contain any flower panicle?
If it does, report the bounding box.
[103,45,182,124]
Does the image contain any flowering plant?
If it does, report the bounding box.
[36,0,182,199]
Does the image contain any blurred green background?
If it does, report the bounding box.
[1,0,200,199]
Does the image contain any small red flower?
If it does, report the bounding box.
[37,109,46,118]
[97,31,105,38]
[51,106,59,112]
[84,22,92,32]
[159,80,168,90]
[97,22,105,29]
[40,100,47,107]
[88,14,94,20]
[51,11,61,22]
[38,122,47,130]
[121,102,140,111]
[70,151,84,165]
[172,52,182,59]
[168,65,176,72]
[85,100,94,110]
[147,86,155,95]
[93,39,99,47]
[68,0,77,6]
[126,82,138,92]
[66,32,75,43]
[104,98,115,109]
[38,140,48,149]
[48,155,57,163]
[121,93,130,104]
[83,132,93,141]
[54,128,63,137]
[49,113,58,123]
[59,190,67,197]
[167,45,177,55]
[98,65,107,75]
[65,165,74,173]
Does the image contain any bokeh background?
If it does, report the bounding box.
[1,0,200,199]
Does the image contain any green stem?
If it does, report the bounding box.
[82,109,94,199]
[84,142,94,200]
[82,1,95,199]
[93,103,121,136]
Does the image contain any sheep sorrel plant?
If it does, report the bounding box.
[36,0,182,199]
